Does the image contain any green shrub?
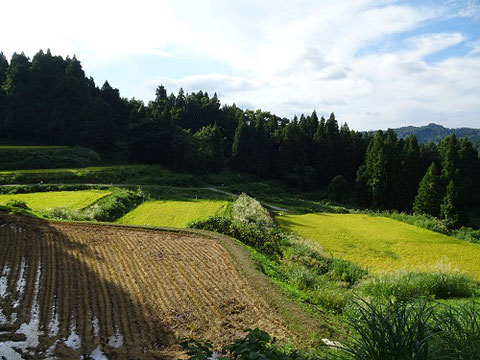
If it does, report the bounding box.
[360,271,478,300]
[0,146,100,170]
[180,328,293,360]
[330,258,367,285]
[5,199,30,210]
[87,189,145,221]
[45,207,88,221]
[286,246,367,286]
[42,189,144,222]
[327,175,351,203]
[187,216,284,257]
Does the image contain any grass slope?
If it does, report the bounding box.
[118,200,229,228]
[0,190,111,211]
[278,213,480,279]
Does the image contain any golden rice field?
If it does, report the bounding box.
[117,200,229,228]
[0,214,287,359]
[0,190,111,212]
[277,213,480,280]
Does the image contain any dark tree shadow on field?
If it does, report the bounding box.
[0,213,176,359]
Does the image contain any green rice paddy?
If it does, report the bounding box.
[117,200,229,228]
[0,190,111,211]
[277,213,480,279]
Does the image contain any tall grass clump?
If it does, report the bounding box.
[338,298,480,360]
[231,193,276,230]
[360,270,478,300]
[338,298,442,360]
[434,300,480,359]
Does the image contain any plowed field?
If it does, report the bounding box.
[0,214,288,359]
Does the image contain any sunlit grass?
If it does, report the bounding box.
[0,190,111,211]
[117,200,229,228]
[277,213,480,280]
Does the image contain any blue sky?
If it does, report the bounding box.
[1,0,479,130]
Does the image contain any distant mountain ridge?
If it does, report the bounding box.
[392,123,480,149]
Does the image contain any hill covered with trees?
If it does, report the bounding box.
[393,123,480,149]
[1,50,479,228]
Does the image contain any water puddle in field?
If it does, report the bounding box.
[0,343,23,360]
[64,321,81,350]
[92,315,100,337]
[9,223,25,235]
[44,340,59,359]
[48,298,59,337]
[108,332,124,348]
[13,258,27,308]
[0,265,11,325]
[16,263,42,348]
[0,264,10,298]
[90,345,108,360]
[0,263,42,358]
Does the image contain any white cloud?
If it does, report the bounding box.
[1,0,479,129]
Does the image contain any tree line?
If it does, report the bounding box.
[0,50,479,227]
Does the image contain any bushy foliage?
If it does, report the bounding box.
[286,246,367,286]
[0,184,110,195]
[0,146,100,170]
[187,216,284,257]
[43,189,144,222]
[5,199,29,210]
[87,188,145,221]
[188,194,284,256]
[0,165,200,186]
[180,328,293,360]
[327,175,351,203]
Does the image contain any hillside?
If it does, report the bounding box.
[393,123,480,148]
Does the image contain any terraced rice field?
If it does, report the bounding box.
[278,213,480,279]
[0,190,111,212]
[0,214,287,359]
[118,200,229,228]
[0,146,70,150]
